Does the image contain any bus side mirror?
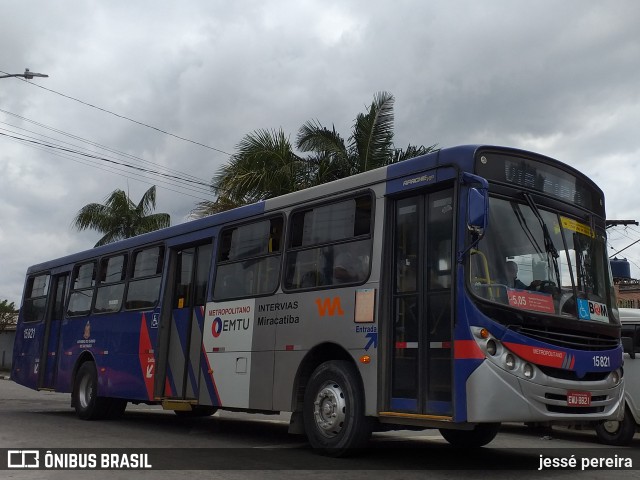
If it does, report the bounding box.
[622,336,635,359]
[468,187,488,235]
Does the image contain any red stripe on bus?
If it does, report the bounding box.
[138,314,155,401]
[202,344,221,406]
[503,342,566,369]
[454,340,485,360]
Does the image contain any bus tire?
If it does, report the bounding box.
[73,362,109,420]
[303,360,372,456]
[439,423,500,448]
[595,407,636,446]
[175,406,218,417]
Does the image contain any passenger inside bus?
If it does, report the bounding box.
[505,260,527,289]
[333,250,362,284]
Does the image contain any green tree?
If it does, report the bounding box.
[296,91,438,177]
[193,92,437,217]
[0,299,17,333]
[73,185,170,247]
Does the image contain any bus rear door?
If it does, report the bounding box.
[38,273,68,390]
[160,242,213,401]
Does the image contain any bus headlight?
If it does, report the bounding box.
[523,363,534,379]
[612,370,621,385]
[505,354,516,370]
[486,339,497,356]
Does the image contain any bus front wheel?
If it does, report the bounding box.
[303,360,372,456]
[439,423,500,448]
[73,362,109,420]
[595,407,637,446]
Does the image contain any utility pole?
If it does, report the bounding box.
[0,68,48,80]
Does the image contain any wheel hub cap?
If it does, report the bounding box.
[313,381,346,438]
[78,375,93,409]
[602,420,620,434]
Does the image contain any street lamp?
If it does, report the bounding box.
[0,68,48,80]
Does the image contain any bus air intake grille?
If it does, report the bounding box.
[537,366,609,382]
[545,405,605,414]
[510,326,618,351]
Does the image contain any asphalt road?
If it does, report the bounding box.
[0,376,638,479]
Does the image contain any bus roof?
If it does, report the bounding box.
[24,144,591,274]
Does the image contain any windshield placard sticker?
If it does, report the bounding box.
[560,217,594,238]
[577,298,609,322]
[507,289,555,314]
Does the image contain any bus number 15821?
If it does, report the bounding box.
[592,355,610,368]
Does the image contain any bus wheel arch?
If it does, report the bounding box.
[595,405,637,446]
[294,346,372,456]
[72,360,111,420]
[71,352,98,407]
[291,343,354,415]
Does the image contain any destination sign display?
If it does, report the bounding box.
[475,152,604,216]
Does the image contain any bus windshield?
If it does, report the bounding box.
[469,195,615,324]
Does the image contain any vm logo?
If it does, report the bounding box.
[315,297,344,317]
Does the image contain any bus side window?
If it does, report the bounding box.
[284,194,373,290]
[213,217,283,300]
[22,274,50,322]
[68,262,96,316]
[94,254,127,314]
[125,246,164,310]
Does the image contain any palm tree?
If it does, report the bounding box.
[296,91,438,176]
[215,128,306,204]
[193,129,306,217]
[73,185,170,247]
[192,92,438,217]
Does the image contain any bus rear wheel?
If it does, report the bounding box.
[303,360,372,457]
[439,423,500,448]
[73,362,109,420]
[595,406,636,446]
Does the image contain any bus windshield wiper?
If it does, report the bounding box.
[511,201,544,260]
[523,193,561,286]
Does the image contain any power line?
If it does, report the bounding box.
[2,71,233,156]
[0,122,213,195]
[0,131,220,195]
[3,133,213,202]
[0,108,209,186]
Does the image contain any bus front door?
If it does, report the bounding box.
[388,189,454,416]
[163,242,212,400]
[38,274,68,390]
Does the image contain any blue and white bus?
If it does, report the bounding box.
[13,145,623,455]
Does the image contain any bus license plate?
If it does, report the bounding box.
[567,391,591,407]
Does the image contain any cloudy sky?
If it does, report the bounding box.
[1,0,640,304]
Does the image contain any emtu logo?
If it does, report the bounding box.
[211,317,223,338]
[315,297,344,317]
